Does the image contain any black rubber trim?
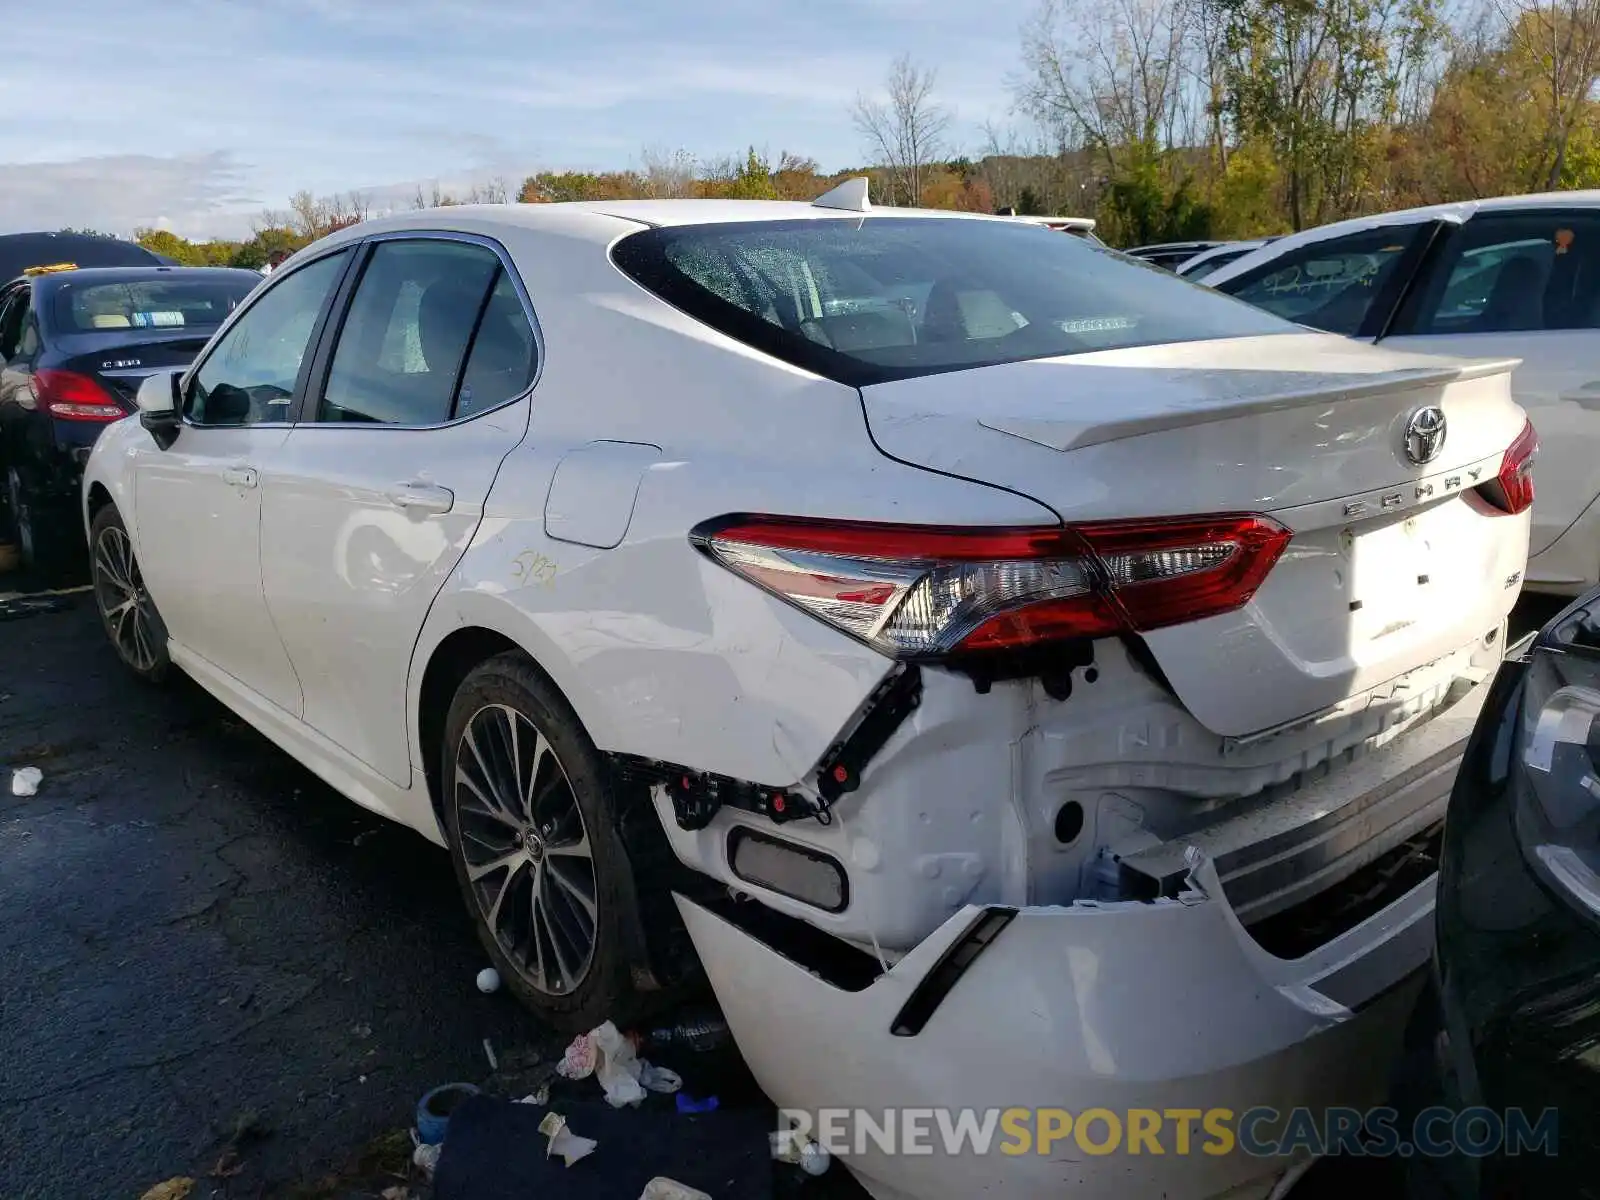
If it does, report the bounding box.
[890,906,1016,1037]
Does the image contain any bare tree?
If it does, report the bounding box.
[851,54,951,205]
[1016,0,1196,172]
[1493,0,1600,187]
[639,147,698,198]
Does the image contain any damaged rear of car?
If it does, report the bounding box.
[603,213,1534,1199]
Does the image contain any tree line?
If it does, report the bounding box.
[127,0,1600,262]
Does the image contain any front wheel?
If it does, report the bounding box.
[90,504,170,683]
[442,653,640,1033]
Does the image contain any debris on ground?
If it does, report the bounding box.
[10,765,41,796]
[558,1020,684,1107]
[138,1179,196,1200]
[412,1142,442,1179]
[648,1012,731,1053]
[0,594,73,622]
[540,1111,599,1167]
[639,1178,713,1200]
[417,1082,481,1145]
[209,1110,269,1180]
[515,1083,550,1106]
[381,1187,411,1200]
[434,1096,772,1199]
[771,1129,831,1176]
[476,966,501,993]
[482,1037,499,1070]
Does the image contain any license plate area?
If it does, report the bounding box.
[1346,515,1435,646]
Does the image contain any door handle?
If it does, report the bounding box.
[221,465,258,488]
[386,481,455,514]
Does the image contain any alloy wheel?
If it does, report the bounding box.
[92,525,159,672]
[454,703,598,995]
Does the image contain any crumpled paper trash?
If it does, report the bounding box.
[639,1177,712,1200]
[10,766,41,797]
[138,1181,196,1200]
[412,1142,442,1177]
[539,1111,598,1167]
[557,1020,683,1107]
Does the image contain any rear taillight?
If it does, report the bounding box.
[693,513,1291,659]
[1476,418,1537,515]
[33,369,124,421]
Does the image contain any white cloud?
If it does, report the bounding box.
[0,0,1035,239]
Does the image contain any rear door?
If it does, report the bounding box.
[259,234,538,787]
[1378,208,1600,589]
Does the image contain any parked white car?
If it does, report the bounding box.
[1175,237,1276,281]
[1206,192,1600,595]
[85,185,1534,1200]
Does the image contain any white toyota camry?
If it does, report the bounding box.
[84,183,1534,1200]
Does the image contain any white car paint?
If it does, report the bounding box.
[85,197,1535,1200]
[1173,237,1272,279]
[1206,191,1600,593]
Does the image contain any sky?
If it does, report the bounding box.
[0,0,1029,241]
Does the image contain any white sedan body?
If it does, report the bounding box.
[1206,190,1600,595]
[84,198,1534,1200]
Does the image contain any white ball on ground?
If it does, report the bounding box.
[476,967,501,994]
[799,1141,831,1176]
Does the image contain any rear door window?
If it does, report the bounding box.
[1217,225,1429,335]
[1394,212,1600,334]
[315,238,526,426]
[611,217,1291,386]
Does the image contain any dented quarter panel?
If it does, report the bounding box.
[409,213,1060,790]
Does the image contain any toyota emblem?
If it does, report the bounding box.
[1404,405,1447,465]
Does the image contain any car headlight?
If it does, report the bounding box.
[1515,598,1600,915]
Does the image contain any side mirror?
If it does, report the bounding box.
[136,370,182,450]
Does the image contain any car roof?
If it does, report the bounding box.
[1204,191,1600,286]
[0,231,162,281]
[27,265,262,287]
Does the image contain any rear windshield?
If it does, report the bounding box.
[52,276,255,334]
[611,218,1291,385]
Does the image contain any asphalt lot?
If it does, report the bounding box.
[0,594,556,1198]
[0,581,1573,1199]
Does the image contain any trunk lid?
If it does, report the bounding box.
[860,331,1530,736]
[59,331,213,409]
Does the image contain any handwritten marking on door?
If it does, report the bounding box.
[511,550,558,589]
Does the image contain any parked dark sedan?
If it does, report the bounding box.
[0,265,259,576]
[1403,589,1600,1197]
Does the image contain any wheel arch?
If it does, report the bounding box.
[409,593,620,842]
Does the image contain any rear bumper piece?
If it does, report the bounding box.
[679,851,1431,1200]
[1116,666,1494,925]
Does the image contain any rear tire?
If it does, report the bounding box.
[89,504,170,683]
[8,466,85,585]
[442,653,641,1033]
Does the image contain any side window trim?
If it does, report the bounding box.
[287,239,378,425]
[1363,218,1454,340]
[294,229,543,431]
[181,246,360,426]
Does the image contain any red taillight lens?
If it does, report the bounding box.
[694,512,1291,658]
[1477,418,1537,515]
[34,369,124,421]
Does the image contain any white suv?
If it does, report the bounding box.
[85,191,1532,1200]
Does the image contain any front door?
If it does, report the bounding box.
[1380,210,1600,589]
[132,247,353,714]
[260,236,538,785]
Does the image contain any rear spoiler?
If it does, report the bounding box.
[979,357,1520,453]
